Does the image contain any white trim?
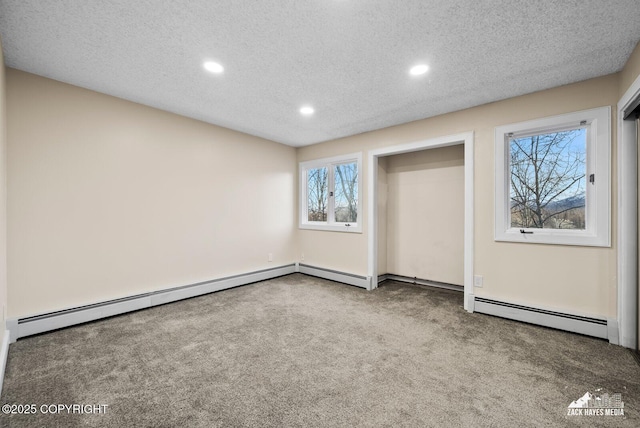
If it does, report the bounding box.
[617,72,640,349]
[299,152,363,233]
[464,134,475,312]
[494,107,611,247]
[298,264,371,289]
[367,132,475,311]
[473,296,609,340]
[6,319,17,343]
[0,331,9,395]
[298,223,361,233]
[7,264,296,342]
[607,318,619,346]
[467,294,475,312]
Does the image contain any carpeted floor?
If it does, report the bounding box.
[1,273,638,427]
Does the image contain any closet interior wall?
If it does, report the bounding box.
[378,145,465,286]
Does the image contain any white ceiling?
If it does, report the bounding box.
[1,1,639,147]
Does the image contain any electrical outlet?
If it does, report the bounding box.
[268,253,273,262]
[474,275,483,287]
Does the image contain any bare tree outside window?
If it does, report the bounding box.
[307,167,328,221]
[510,128,586,229]
[300,154,361,231]
[334,162,358,223]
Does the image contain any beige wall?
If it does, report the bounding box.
[298,74,619,318]
[0,39,7,343]
[620,41,640,98]
[384,146,464,285]
[6,43,640,324]
[6,69,297,318]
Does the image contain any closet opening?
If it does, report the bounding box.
[377,145,464,297]
[367,133,474,311]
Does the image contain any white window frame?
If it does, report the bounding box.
[494,106,611,247]
[299,152,363,233]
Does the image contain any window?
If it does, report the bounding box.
[495,107,610,246]
[300,153,362,232]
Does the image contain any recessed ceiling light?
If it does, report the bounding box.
[300,106,315,116]
[203,61,224,74]
[409,64,429,76]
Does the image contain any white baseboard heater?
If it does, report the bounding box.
[297,263,371,289]
[7,264,296,343]
[473,297,610,340]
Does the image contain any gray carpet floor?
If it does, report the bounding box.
[1,273,638,427]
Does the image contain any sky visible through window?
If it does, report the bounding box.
[334,162,358,223]
[307,167,328,222]
[509,127,586,230]
[306,162,358,224]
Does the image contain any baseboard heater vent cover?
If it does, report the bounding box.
[298,264,371,289]
[8,264,296,342]
[473,297,608,340]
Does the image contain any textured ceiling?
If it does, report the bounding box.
[1,1,639,147]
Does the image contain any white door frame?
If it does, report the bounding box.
[617,74,640,348]
[367,132,475,311]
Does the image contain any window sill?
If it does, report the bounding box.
[495,228,610,247]
[299,223,362,233]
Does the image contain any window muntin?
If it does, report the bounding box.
[495,107,610,247]
[300,153,362,232]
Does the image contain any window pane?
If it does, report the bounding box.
[307,167,328,222]
[334,162,358,223]
[509,128,586,229]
